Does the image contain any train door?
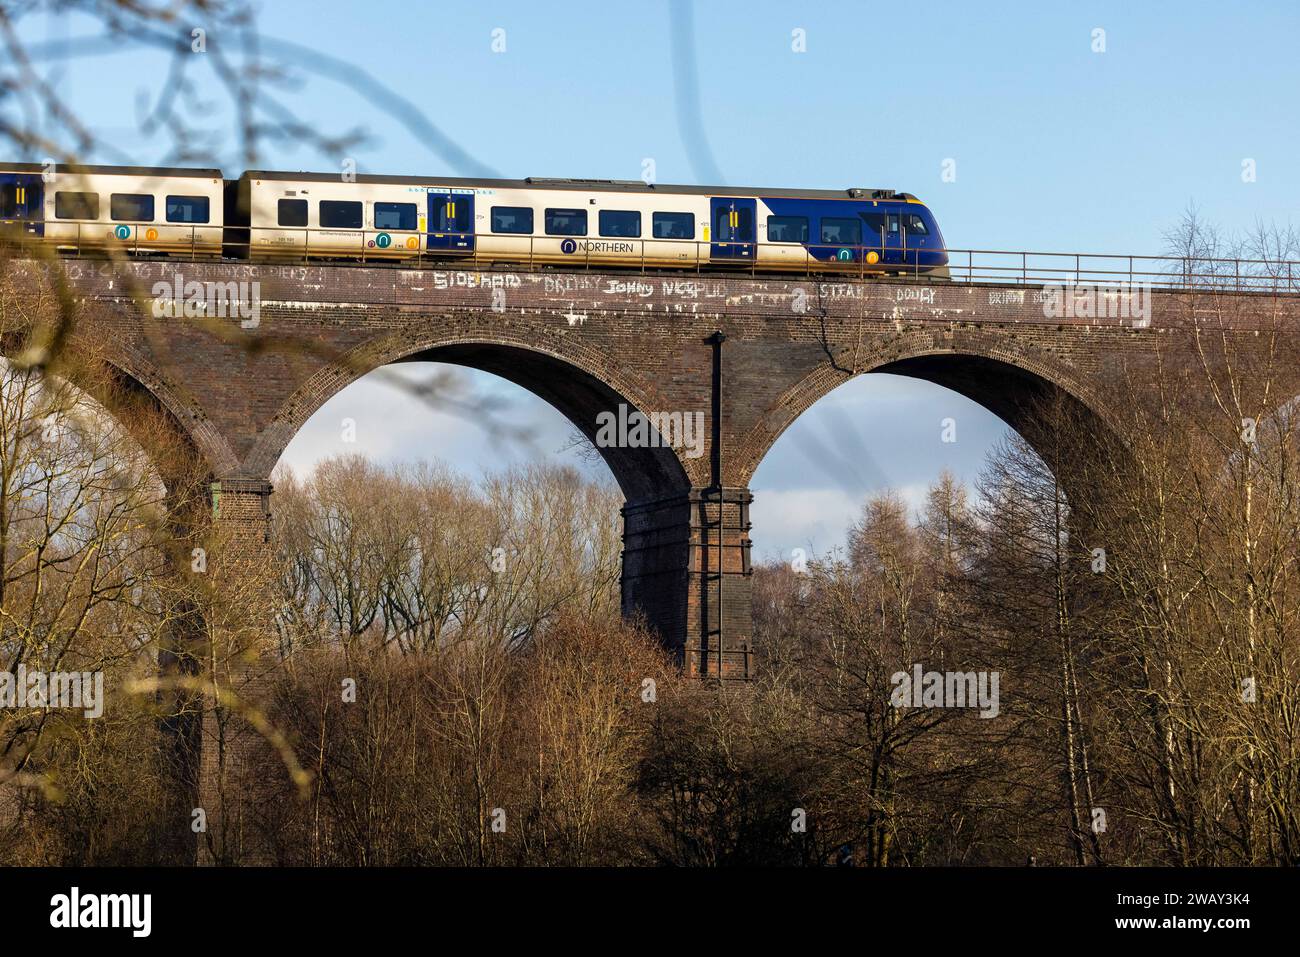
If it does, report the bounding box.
[426,192,474,252]
[0,174,44,236]
[882,210,904,267]
[710,197,755,261]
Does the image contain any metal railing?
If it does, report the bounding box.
[942,247,1299,293]
[5,220,1300,294]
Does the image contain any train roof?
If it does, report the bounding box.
[1,161,921,202]
[240,169,919,202]
[1,162,223,177]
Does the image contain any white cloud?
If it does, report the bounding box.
[276,363,603,482]
[749,480,951,564]
[749,486,860,562]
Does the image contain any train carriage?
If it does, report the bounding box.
[237,171,431,260]
[1,163,224,256]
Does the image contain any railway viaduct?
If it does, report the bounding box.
[3,254,1299,862]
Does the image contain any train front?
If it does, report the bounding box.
[903,199,949,277]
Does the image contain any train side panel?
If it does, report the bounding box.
[37,171,224,255]
[473,187,711,267]
[245,177,427,259]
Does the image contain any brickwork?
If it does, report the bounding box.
[194,480,277,865]
[622,487,754,679]
[8,259,1299,661]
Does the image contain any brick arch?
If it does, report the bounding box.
[0,335,232,487]
[734,330,1121,488]
[241,326,693,500]
[97,350,240,480]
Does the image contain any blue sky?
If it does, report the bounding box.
[15,0,1300,560]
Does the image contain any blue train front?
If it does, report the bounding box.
[747,189,948,273]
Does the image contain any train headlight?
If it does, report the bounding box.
[866,251,879,265]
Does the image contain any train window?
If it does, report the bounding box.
[434,199,471,233]
[598,210,641,238]
[111,193,155,222]
[861,213,886,240]
[278,199,308,227]
[653,212,694,240]
[767,215,809,243]
[54,191,99,220]
[491,206,534,234]
[320,200,363,229]
[887,214,901,234]
[166,195,210,224]
[713,205,753,241]
[545,208,587,236]
[906,213,929,236]
[821,217,862,246]
[0,184,18,218]
[375,202,417,231]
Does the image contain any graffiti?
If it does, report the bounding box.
[895,287,936,305]
[431,271,522,290]
[601,279,655,297]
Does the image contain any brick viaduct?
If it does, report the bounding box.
[4,256,1299,861]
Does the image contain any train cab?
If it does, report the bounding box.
[755,189,948,274]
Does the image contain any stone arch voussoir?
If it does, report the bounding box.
[736,329,1121,487]
[242,315,695,499]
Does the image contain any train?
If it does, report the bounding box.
[1,163,949,275]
